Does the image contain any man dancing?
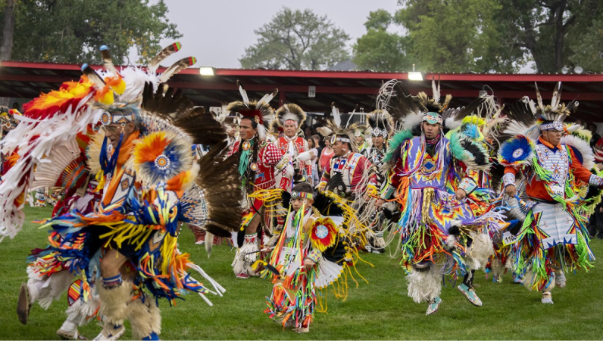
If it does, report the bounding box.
[228,82,292,279]
[376,80,493,315]
[498,83,602,304]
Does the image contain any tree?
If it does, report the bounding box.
[394,0,516,73]
[474,0,601,73]
[0,0,16,61]
[352,9,414,72]
[239,7,350,70]
[0,0,181,65]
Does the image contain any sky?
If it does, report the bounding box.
[148,0,401,69]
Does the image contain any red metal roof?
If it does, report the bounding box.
[0,60,602,121]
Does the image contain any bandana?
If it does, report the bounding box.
[291,191,313,200]
[540,121,563,131]
[422,112,442,125]
[100,105,139,125]
[331,135,350,145]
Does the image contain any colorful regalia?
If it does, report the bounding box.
[497,82,602,304]
[377,79,497,315]
[274,103,312,188]
[315,104,379,254]
[227,81,292,279]
[262,182,368,333]
[6,43,241,340]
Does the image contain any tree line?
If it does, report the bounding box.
[240,1,602,74]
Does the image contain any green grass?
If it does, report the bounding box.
[0,206,602,340]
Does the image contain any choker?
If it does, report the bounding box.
[426,134,440,145]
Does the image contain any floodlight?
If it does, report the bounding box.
[199,67,215,76]
[408,72,424,81]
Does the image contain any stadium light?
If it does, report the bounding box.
[199,67,215,76]
[408,72,424,81]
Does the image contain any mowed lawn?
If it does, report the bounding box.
[0,206,602,340]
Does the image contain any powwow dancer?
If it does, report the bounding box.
[498,82,602,304]
[315,104,378,267]
[362,110,396,253]
[228,81,293,279]
[376,79,495,315]
[261,182,370,333]
[5,43,241,340]
[274,103,312,189]
[261,182,325,333]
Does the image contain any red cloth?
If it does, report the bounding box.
[320,152,377,192]
[275,136,312,177]
[319,148,334,171]
[231,139,285,190]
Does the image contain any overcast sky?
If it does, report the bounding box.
[145,0,536,72]
[150,0,401,68]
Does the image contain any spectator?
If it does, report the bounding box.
[318,136,334,175]
[306,137,320,186]
[575,119,586,128]
[588,123,601,148]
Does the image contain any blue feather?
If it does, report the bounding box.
[499,136,533,164]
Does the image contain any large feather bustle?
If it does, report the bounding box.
[86,130,105,175]
[375,80,431,133]
[276,103,306,128]
[140,82,226,147]
[561,134,595,170]
[132,130,194,188]
[87,43,188,106]
[449,132,491,172]
[442,96,489,131]
[195,140,242,237]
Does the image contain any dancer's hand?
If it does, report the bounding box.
[455,189,467,201]
[304,259,315,270]
[505,184,516,197]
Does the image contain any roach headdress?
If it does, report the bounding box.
[226,80,278,141]
[316,103,359,152]
[276,103,306,130]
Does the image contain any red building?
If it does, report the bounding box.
[0,61,601,125]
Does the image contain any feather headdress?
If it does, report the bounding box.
[367,110,394,137]
[499,82,579,142]
[375,79,451,134]
[316,103,360,152]
[276,103,306,129]
[226,80,278,141]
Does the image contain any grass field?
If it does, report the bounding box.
[0,206,602,340]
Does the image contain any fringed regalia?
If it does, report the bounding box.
[6,43,241,339]
[361,110,396,253]
[316,104,379,256]
[227,82,292,279]
[497,83,602,303]
[377,79,496,313]
[262,185,369,333]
